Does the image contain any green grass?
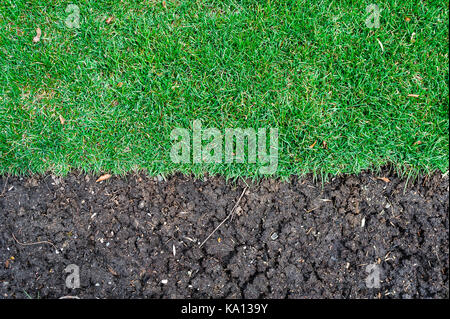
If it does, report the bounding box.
[0,0,448,178]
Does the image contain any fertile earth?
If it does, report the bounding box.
[0,169,448,298]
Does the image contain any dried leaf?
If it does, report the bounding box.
[108,266,118,276]
[96,174,111,183]
[322,141,328,149]
[407,94,419,97]
[377,177,390,183]
[405,17,411,22]
[59,115,65,125]
[309,140,317,148]
[413,140,422,146]
[33,27,42,43]
[106,16,114,24]
[162,1,167,9]
[117,82,123,88]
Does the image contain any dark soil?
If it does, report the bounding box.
[0,169,448,299]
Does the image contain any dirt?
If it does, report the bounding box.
[0,168,448,299]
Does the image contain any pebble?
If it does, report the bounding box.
[270,232,279,240]
[161,279,168,285]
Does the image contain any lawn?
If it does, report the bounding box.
[0,0,448,178]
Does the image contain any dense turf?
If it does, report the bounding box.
[0,0,448,178]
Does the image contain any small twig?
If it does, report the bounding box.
[12,233,56,250]
[59,296,80,299]
[305,206,319,213]
[199,187,248,248]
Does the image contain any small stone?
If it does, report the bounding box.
[161,279,168,285]
[270,232,278,240]
[138,200,146,209]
